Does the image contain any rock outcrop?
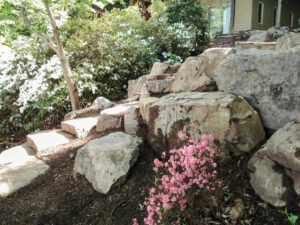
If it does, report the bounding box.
[171,48,233,93]
[248,119,300,207]
[147,92,265,155]
[74,132,142,194]
[214,40,300,130]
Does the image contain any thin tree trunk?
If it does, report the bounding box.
[43,0,80,110]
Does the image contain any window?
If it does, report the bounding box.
[288,13,294,27]
[258,2,264,24]
[273,8,277,26]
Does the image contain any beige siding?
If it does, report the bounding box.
[252,0,276,30]
[252,0,300,30]
[202,0,231,10]
[234,0,253,32]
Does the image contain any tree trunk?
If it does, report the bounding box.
[43,0,80,110]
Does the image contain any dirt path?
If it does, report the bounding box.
[0,144,291,225]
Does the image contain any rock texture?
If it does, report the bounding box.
[74,132,142,194]
[236,42,276,52]
[171,48,233,93]
[97,102,139,132]
[276,33,300,50]
[149,62,169,76]
[148,92,265,155]
[27,130,75,153]
[214,46,300,130]
[139,96,159,124]
[61,117,98,138]
[124,107,143,135]
[248,119,300,207]
[64,97,115,120]
[257,121,300,172]
[0,144,49,198]
[248,152,286,207]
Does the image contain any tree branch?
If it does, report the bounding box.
[19,4,58,53]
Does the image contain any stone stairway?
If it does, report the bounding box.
[0,96,143,198]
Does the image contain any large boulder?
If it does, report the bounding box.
[74,132,142,194]
[213,46,300,130]
[148,92,265,155]
[253,120,300,172]
[171,48,233,93]
[248,119,300,207]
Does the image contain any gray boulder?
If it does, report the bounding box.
[248,151,286,207]
[214,46,300,130]
[74,132,142,194]
[148,92,265,155]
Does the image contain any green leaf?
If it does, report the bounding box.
[288,214,298,225]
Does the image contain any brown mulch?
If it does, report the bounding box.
[0,142,294,225]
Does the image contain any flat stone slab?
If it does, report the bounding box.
[74,132,142,194]
[0,144,49,198]
[27,129,76,153]
[61,117,98,138]
[236,41,276,51]
[0,143,35,165]
[100,101,139,116]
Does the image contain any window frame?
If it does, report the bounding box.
[257,1,264,25]
[273,7,277,26]
[288,12,294,27]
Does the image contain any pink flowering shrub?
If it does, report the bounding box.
[133,131,221,225]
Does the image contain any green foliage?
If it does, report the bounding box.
[285,209,299,225]
[63,3,194,100]
[0,2,196,138]
[166,0,210,55]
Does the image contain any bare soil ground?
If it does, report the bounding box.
[0,142,295,225]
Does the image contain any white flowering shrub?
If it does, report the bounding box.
[0,2,196,137]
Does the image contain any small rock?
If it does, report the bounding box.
[229,198,245,221]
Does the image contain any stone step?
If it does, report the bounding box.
[0,144,49,197]
[61,117,98,138]
[97,102,139,132]
[236,41,276,51]
[27,129,76,155]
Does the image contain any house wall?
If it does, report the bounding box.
[234,0,253,32]
[201,0,231,10]
[280,0,300,29]
[252,0,300,30]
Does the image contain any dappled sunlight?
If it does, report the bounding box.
[0,157,49,198]
[100,101,139,115]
